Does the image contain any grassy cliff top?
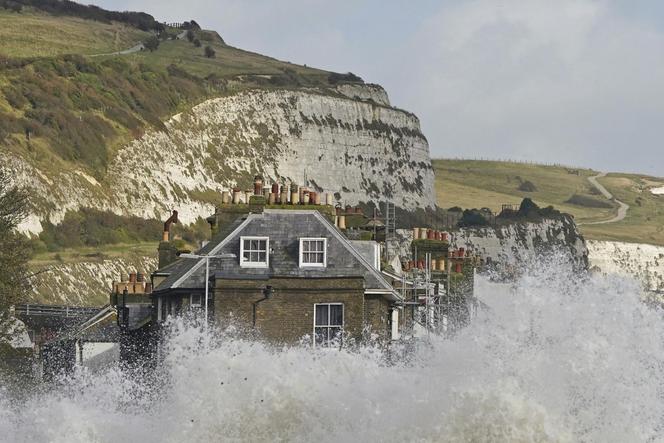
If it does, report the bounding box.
[0,9,151,58]
[433,159,664,246]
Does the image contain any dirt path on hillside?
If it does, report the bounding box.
[581,172,630,225]
[90,42,145,57]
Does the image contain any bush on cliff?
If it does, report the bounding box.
[457,209,490,227]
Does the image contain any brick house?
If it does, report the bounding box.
[151,209,401,347]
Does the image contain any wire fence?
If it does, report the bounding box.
[439,156,587,171]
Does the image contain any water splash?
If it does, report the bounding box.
[2,259,663,442]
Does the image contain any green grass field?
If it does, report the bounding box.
[581,174,664,245]
[123,35,331,81]
[434,159,664,245]
[0,9,150,58]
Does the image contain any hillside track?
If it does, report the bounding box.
[582,172,629,225]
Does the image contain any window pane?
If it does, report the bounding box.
[314,327,328,346]
[258,240,266,250]
[329,327,343,345]
[313,241,323,252]
[243,250,251,261]
[315,305,328,326]
[244,239,251,250]
[258,252,266,262]
[303,241,311,252]
[329,305,343,326]
[313,252,323,263]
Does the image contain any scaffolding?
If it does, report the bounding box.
[384,202,396,261]
[396,253,480,338]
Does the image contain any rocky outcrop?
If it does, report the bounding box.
[587,240,664,292]
[7,85,434,233]
[334,83,390,106]
[449,216,588,273]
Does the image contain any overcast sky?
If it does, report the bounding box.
[94,0,664,176]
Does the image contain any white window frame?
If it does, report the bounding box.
[240,236,270,268]
[313,303,344,348]
[299,237,327,268]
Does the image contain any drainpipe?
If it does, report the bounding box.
[252,286,273,328]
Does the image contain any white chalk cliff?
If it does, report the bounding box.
[5,85,434,234]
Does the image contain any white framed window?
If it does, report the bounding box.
[190,293,202,308]
[313,303,344,348]
[240,236,269,268]
[299,238,327,267]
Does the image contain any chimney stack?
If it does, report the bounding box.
[254,176,263,196]
[162,210,179,242]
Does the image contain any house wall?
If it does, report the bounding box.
[214,277,373,344]
[364,294,392,341]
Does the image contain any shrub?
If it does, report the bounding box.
[518,180,537,192]
[193,38,201,47]
[186,30,195,42]
[457,209,489,227]
[328,72,364,84]
[565,194,613,209]
[144,36,160,51]
[518,197,540,216]
[204,46,216,58]
[12,0,162,31]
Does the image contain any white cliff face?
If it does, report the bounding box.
[587,240,664,292]
[7,86,434,233]
[30,256,158,306]
[334,83,391,106]
[449,217,589,272]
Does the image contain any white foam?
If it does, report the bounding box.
[1,256,662,442]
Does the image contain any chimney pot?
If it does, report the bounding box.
[338,214,347,230]
[291,187,300,205]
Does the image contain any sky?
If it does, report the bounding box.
[93,0,664,176]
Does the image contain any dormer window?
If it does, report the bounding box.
[240,236,269,268]
[299,238,327,267]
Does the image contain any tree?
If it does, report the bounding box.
[0,169,30,342]
[144,36,160,52]
[185,30,195,42]
[204,46,216,58]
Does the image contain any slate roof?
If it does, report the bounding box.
[154,209,398,300]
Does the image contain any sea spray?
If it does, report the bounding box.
[1,257,663,442]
